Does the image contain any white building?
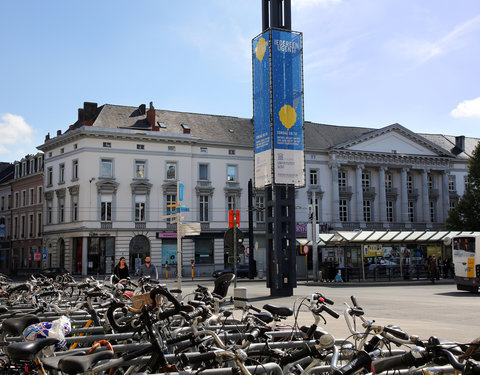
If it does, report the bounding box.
[37,101,478,277]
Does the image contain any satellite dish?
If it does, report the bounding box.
[443,237,452,246]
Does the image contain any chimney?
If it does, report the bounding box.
[139,104,146,115]
[45,133,50,141]
[57,130,62,136]
[455,136,465,152]
[147,102,158,131]
[83,102,98,126]
[78,108,84,122]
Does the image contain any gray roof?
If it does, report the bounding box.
[72,103,479,155]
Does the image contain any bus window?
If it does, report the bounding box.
[453,237,475,252]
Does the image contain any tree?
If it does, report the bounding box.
[446,141,480,230]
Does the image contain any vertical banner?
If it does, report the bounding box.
[271,30,305,186]
[253,29,305,188]
[253,31,273,188]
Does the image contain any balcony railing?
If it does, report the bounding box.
[101,222,112,229]
[135,222,146,229]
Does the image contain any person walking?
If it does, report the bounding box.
[113,256,129,282]
[138,256,158,279]
[429,256,438,283]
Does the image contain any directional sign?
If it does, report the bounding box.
[181,222,201,236]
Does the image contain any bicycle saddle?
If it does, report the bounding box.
[254,312,274,323]
[2,314,40,336]
[59,350,115,374]
[263,304,294,317]
[6,338,60,361]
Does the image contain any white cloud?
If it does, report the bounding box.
[451,97,480,118]
[0,113,34,155]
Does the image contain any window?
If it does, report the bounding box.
[363,200,371,222]
[22,190,26,206]
[309,196,319,221]
[29,214,34,238]
[407,174,414,194]
[101,196,112,222]
[228,149,236,155]
[101,159,113,178]
[166,162,176,180]
[338,170,347,191]
[14,192,19,208]
[72,196,79,222]
[135,196,146,222]
[29,159,35,173]
[168,146,176,151]
[59,163,65,183]
[13,217,18,238]
[37,212,42,237]
[1,197,4,210]
[47,167,53,186]
[362,172,370,192]
[428,174,434,190]
[448,175,456,192]
[310,169,318,185]
[137,144,145,150]
[430,201,436,222]
[199,164,209,181]
[194,238,214,264]
[449,200,456,211]
[199,195,209,222]
[386,201,394,222]
[72,160,79,180]
[20,215,25,238]
[60,148,64,154]
[408,201,415,222]
[255,196,265,222]
[157,121,166,128]
[47,201,53,224]
[29,188,34,205]
[135,161,146,178]
[339,199,348,222]
[103,142,111,148]
[58,198,65,223]
[385,173,393,191]
[227,195,236,211]
[227,165,237,182]
[37,187,42,204]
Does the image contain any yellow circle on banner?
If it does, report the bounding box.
[279,104,297,129]
[256,38,267,62]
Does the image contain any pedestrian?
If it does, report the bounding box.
[429,256,438,283]
[113,256,129,282]
[138,256,158,279]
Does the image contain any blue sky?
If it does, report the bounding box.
[1,0,479,162]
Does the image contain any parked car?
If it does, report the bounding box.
[212,264,256,278]
[39,267,70,278]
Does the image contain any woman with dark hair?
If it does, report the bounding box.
[113,257,129,281]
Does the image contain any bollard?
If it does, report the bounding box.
[234,287,247,309]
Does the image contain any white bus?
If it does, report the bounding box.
[452,233,480,293]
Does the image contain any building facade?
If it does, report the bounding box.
[10,154,44,274]
[0,163,14,274]
[37,101,478,277]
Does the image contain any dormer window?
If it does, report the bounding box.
[157,122,166,128]
[181,124,190,130]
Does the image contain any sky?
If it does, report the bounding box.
[1,0,479,162]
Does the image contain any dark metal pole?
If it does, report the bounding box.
[262,0,269,31]
[248,179,256,279]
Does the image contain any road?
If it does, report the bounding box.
[168,279,478,343]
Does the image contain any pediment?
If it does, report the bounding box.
[332,124,452,157]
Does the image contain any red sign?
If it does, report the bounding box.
[228,210,240,228]
[303,244,309,255]
[34,252,41,261]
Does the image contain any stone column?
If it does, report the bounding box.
[331,163,340,225]
[442,171,450,222]
[401,168,409,223]
[421,169,430,223]
[378,167,387,223]
[356,165,364,223]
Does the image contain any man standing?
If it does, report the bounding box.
[138,256,158,279]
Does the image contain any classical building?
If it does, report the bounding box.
[0,163,14,274]
[37,101,478,277]
[10,154,44,274]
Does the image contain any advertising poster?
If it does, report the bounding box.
[253,31,273,188]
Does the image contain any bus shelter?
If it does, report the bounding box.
[314,230,480,281]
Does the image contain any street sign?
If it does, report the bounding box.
[303,244,309,255]
[181,222,201,236]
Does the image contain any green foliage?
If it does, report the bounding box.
[446,141,480,230]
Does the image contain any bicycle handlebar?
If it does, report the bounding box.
[150,287,182,320]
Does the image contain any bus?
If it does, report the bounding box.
[452,233,480,293]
